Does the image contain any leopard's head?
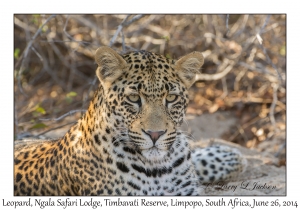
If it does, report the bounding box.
[95,46,204,162]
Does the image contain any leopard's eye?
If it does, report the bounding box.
[127,94,141,103]
[166,94,178,103]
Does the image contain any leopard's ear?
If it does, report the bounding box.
[175,51,204,88]
[95,46,127,87]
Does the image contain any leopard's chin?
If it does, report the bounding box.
[141,147,168,163]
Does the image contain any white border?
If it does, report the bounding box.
[2,0,298,209]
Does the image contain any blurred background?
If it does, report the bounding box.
[14,14,286,165]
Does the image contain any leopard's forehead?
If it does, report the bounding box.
[120,51,184,95]
[122,50,174,66]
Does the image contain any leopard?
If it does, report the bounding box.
[14,46,246,196]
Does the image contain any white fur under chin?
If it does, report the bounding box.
[141,147,168,163]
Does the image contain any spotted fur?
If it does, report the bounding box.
[14,47,245,196]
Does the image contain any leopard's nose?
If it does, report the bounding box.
[142,129,166,144]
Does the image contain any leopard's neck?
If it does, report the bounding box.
[62,86,120,159]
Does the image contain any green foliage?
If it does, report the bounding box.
[30,122,47,130]
[280,45,286,56]
[35,106,46,114]
[165,53,172,59]
[161,36,170,41]
[29,105,47,130]
[31,14,40,25]
[66,91,77,97]
[65,91,77,103]
[41,24,48,33]
[14,48,20,59]
[32,104,46,117]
